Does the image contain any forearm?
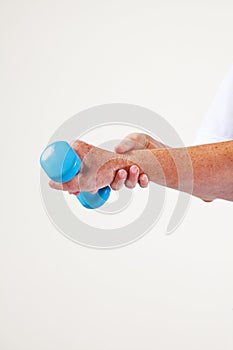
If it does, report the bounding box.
[125,141,233,201]
[49,139,233,200]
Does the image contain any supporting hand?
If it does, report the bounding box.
[110,133,167,190]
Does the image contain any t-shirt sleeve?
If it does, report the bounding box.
[195,63,233,145]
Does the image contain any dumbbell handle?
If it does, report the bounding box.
[40,141,111,209]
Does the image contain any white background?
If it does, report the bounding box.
[1,0,233,349]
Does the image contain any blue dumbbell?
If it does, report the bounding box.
[40,141,111,209]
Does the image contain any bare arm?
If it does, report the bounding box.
[50,140,233,202]
[127,141,233,201]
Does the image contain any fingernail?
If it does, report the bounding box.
[131,166,138,174]
[119,170,126,178]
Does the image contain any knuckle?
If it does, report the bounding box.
[125,181,135,189]
[128,132,140,140]
[127,133,146,148]
[64,180,76,192]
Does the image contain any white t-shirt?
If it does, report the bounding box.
[195,63,233,144]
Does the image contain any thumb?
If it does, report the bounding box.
[114,139,138,153]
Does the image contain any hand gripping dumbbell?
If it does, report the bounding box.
[40,141,111,209]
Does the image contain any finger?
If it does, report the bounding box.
[139,174,149,188]
[49,178,79,192]
[49,180,64,190]
[68,191,80,196]
[115,133,147,153]
[114,139,137,153]
[110,169,127,191]
[89,190,98,194]
[125,165,139,188]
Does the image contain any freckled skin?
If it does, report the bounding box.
[186,142,233,201]
[49,139,233,202]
